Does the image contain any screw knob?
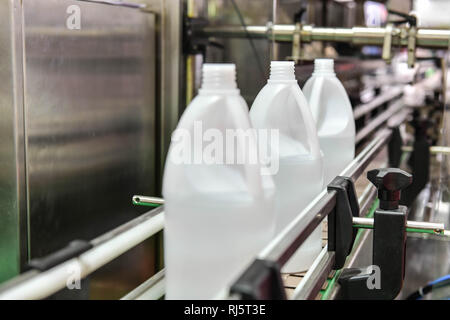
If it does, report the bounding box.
[367,168,412,210]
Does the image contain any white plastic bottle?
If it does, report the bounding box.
[303,59,356,186]
[249,61,324,273]
[163,64,276,299]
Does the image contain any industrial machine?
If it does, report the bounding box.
[0,0,449,300]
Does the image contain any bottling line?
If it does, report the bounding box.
[0,0,449,301]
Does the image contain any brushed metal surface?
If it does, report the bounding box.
[0,0,27,283]
[13,0,158,298]
[22,0,156,257]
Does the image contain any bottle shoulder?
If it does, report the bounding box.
[251,82,308,110]
[178,93,249,129]
[304,76,352,109]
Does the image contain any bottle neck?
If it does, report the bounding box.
[312,59,335,77]
[268,61,296,82]
[199,63,238,93]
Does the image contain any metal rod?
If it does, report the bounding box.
[353,217,446,234]
[200,24,450,49]
[132,195,164,207]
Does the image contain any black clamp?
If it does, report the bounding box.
[338,168,412,299]
[230,259,286,300]
[327,176,360,269]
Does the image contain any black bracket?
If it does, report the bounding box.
[338,168,412,299]
[183,16,209,56]
[229,259,286,300]
[327,176,360,269]
[338,207,407,299]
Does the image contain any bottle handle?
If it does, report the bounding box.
[306,78,324,126]
[230,99,268,197]
[291,85,322,159]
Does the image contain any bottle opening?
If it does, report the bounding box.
[200,63,237,91]
[313,59,335,75]
[269,61,296,81]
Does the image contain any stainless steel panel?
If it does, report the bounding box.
[21,0,156,265]
[0,0,27,283]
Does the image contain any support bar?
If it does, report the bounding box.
[200,24,450,49]
[353,217,447,235]
[133,195,164,207]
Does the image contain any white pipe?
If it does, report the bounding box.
[0,212,164,300]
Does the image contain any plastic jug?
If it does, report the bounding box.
[249,61,324,273]
[303,59,356,186]
[162,64,276,299]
